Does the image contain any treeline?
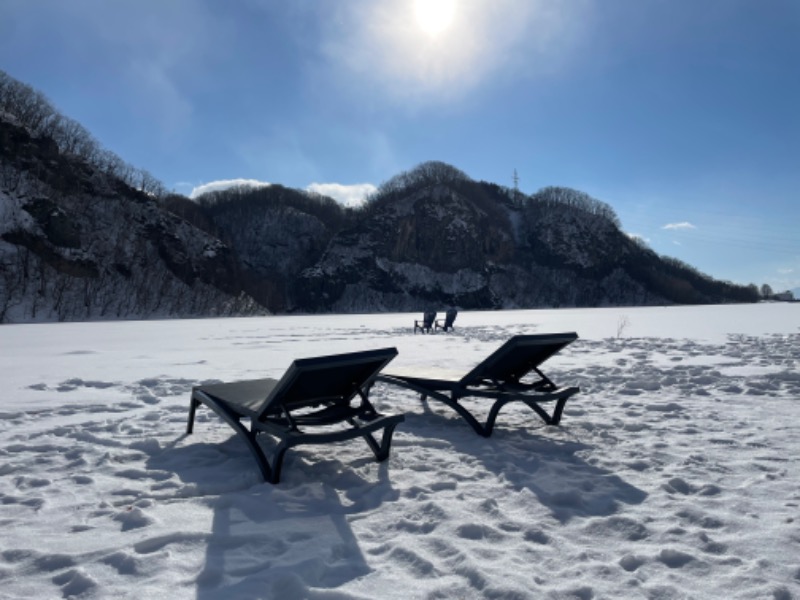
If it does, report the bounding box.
[644,254,758,304]
[0,69,165,197]
[162,182,351,245]
[364,161,623,230]
[196,183,347,228]
[529,186,622,229]
[372,160,471,199]
[361,161,512,228]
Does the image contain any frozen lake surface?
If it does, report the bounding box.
[1,303,799,599]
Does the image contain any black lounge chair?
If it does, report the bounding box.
[377,333,579,437]
[435,308,458,332]
[414,311,436,334]
[186,348,404,483]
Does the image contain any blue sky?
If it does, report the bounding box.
[1,0,798,292]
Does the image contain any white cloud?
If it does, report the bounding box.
[663,222,697,231]
[189,179,271,199]
[188,179,376,207]
[306,183,377,207]
[626,232,650,244]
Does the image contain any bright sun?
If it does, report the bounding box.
[414,0,456,37]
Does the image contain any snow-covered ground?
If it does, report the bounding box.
[1,304,799,599]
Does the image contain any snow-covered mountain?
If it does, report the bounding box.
[0,71,759,323]
[0,114,262,323]
[290,164,756,312]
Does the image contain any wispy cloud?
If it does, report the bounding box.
[663,222,697,231]
[45,0,226,138]
[306,183,377,207]
[173,181,196,194]
[190,179,271,199]
[316,0,593,106]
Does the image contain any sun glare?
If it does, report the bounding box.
[414,0,456,37]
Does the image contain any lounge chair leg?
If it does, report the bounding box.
[483,399,512,437]
[268,440,293,485]
[361,421,402,462]
[521,393,575,426]
[550,397,568,425]
[241,430,275,483]
[377,421,402,461]
[191,391,275,483]
[445,394,491,437]
[187,395,200,434]
[416,388,491,436]
[360,430,380,458]
[524,400,557,425]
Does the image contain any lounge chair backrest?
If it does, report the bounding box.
[257,347,398,419]
[444,308,457,327]
[461,333,577,385]
[423,311,436,327]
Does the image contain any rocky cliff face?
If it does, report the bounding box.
[290,174,755,312]
[293,183,510,311]
[374,184,515,271]
[189,185,348,312]
[0,117,262,322]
